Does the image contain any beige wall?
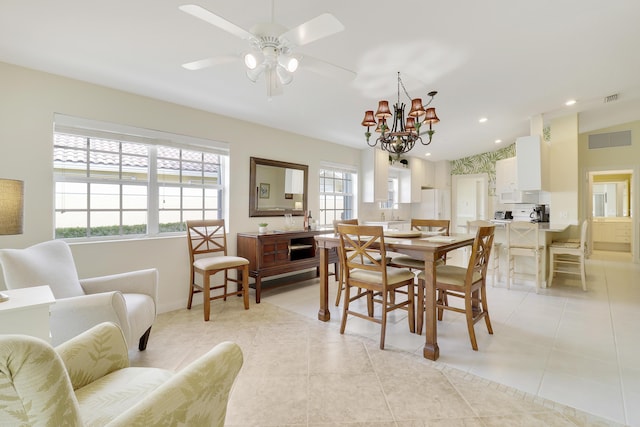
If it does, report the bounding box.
[578,119,640,261]
[549,114,579,224]
[579,121,640,169]
[0,61,361,312]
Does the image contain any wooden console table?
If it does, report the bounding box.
[237,228,337,303]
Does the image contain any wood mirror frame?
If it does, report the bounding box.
[249,157,308,217]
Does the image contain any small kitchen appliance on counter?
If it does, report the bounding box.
[529,204,549,222]
[494,210,513,220]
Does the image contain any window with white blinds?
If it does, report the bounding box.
[53,115,228,240]
[319,164,357,226]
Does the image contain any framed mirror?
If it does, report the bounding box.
[249,157,308,217]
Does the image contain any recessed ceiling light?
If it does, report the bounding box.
[565,99,576,106]
[478,117,488,123]
[494,139,502,144]
[424,153,431,157]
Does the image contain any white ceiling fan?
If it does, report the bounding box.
[179,3,356,97]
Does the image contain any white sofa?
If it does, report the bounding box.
[0,240,158,349]
[0,322,243,426]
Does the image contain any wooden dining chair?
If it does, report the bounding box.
[186,219,250,321]
[506,221,543,293]
[548,220,588,291]
[467,220,501,285]
[417,225,495,350]
[389,219,450,270]
[337,224,415,349]
[332,218,359,306]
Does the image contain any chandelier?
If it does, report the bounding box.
[361,72,440,158]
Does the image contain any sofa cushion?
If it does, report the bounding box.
[0,240,85,298]
[75,367,173,427]
[0,334,84,426]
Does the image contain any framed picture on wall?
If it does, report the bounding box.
[259,183,270,199]
[284,193,293,199]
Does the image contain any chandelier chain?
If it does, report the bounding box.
[398,73,412,102]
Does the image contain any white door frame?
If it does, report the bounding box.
[582,166,637,263]
[452,173,489,234]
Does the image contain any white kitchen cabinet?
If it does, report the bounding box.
[410,157,425,203]
[390,165,412,203]
[592,219,632,243]
[408,158,437,202]
[361,148,389,202]
[434,160,451,189]
[516,135,548,191]
[591,221,608,242]
[422,160,435,188]
[495,157,518,203]
[616,221,632,243]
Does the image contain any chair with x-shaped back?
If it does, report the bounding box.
[186,219,249,321]
[337,224,415,349]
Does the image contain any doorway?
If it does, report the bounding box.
[452,173,489,233]
[586,169,634,257]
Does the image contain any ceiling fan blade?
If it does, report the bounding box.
[181,55,238,71]
[300,55,356,82]
[279,13,344,47]
[179,4,255,41]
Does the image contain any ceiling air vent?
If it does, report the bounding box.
[588,130,631,149]
[603,93,619,103]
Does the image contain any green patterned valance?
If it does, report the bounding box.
[448,126,549,196]
[450,143,515,196]
[451,144,515,175]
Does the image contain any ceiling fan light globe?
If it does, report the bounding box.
[246,63,266,82]
[276,66,294,85]
[244,50,265,70]
[288,57,299,72]
[244,53,257,69]
[287,57,299,73]
[278,54,299,73]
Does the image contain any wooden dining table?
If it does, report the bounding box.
[315,232,475,361]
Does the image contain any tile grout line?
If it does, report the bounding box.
[363,339,399,425]
[440,366,491,427]
[536,290,569,396]
[605,260,629,426]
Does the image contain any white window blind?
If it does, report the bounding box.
[319,163,357,226]
[53,114,229,239]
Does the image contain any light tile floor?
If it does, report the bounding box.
[132,249,636,426]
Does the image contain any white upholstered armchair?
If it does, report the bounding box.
[0,240,158,350]
[0,322,243,426]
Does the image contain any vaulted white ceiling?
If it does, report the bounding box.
[2,0,640,161]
